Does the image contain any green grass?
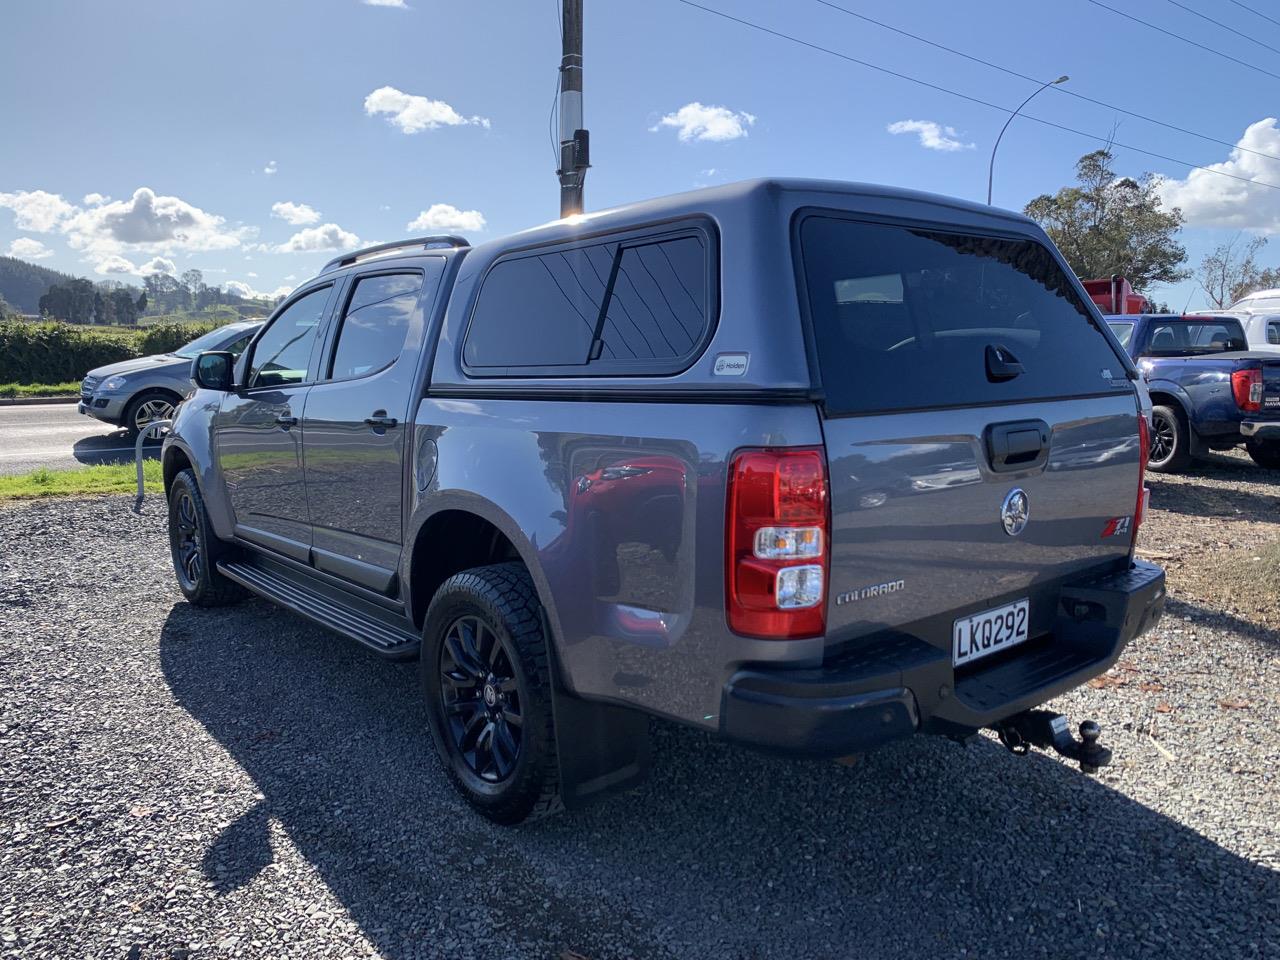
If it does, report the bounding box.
[0,381,80,398]
[0,461,163,501]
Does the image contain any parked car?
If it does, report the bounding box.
[1106,313,1280,470]
[160,179,1165,824]
[79,321,262,438]
[1197,307,1280,355]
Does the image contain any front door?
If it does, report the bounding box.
[302,262,443,592]
[216,284,334,562]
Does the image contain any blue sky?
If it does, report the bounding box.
[3,0,1280,310]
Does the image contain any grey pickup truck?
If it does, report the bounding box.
[161,179,1166,824]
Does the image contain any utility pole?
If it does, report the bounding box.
[557,0,589,217]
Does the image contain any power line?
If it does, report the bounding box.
[670,0,1280,194]
[1227,0,1280,30]
[1160,0,1280,58]
[1083,0,1280,82]
[809,0,1280,166]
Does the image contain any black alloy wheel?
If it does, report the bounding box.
[438,614,525,782]
[171,487,203,590]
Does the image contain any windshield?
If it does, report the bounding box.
[1143,320,1247,356]
[1107,321,1134,348]
[173,325,246,359]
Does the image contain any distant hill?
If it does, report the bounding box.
[0,256,78,314]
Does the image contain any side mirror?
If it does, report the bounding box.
[192,351,235,392]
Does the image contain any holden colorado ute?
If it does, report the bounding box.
[159,179,1166,823]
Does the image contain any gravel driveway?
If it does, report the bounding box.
[1,487,1277,959]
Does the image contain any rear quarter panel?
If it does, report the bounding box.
[407,397,824,727]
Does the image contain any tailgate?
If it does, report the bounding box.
[797,214,1141,653]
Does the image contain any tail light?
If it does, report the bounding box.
[1232,367,1263,412]
[1133,413,1150,550]
[726,448,829,639]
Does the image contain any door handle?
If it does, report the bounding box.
[364,412,398,430]
[985,419,1050,473]
[275,414,298,428]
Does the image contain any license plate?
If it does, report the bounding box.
[953,599,1029,667]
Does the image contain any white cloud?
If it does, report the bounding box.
[363,0,408,6]
[363,86,490,134]
[139,256,176,276]
[0,189,77,232]
[62,187,250,258]
[82,193,111,206]
[887,119,975,152]
[264,160,278,175]
[247,271,258,278]
[6,237,53,260]
[94,255,139,276]
[275,223,361,253]
[406,203,486,233]
[651,102,756,142]
[1156,118,1280,232]
[271,200,321,225]
[225,280,294,300]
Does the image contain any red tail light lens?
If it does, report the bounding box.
[726,448,829,639]
[1133,413,1149,549]
[1232,368,1263,412]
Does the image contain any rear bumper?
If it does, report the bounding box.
[720,560,1166,759]
[1240,419,1280,439]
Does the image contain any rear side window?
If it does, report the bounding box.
[1107,321,1134,348]
[464,228,713,373]
[330,272,422,379]
[248,286,330,388]
[799,217,1129,414]
[1268,322,1280,345]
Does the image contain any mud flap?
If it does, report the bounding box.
[550,684,652,809]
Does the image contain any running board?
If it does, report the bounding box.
[217,558,420,659]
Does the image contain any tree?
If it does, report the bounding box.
[136,291,148,314]
[1024,149,1187,291]
[1196,234,1270,308]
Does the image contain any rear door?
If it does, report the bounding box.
[797,215,1142,654]
[301,260,444,593]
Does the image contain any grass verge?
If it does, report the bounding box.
[0,461,162,502]
[0,382,81,398]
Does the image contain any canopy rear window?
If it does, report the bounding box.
[799,217,1129,415]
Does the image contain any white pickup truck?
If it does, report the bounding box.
[1206,289,1280,354]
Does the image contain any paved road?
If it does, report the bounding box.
[0,402,159,476]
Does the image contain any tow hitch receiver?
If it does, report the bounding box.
[995,710,1112,774]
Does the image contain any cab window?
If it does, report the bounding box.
[248,287,330,388]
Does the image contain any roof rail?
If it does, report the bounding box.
[320,235,471,274]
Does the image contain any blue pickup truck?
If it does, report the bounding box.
[1106,314,1280,471]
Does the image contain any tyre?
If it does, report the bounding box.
[1148,405,1193,473]
[124,390,179,440]
[167,469,246,607]
[1246,438,1280,469]
[420,562,562,824]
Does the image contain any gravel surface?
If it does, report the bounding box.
[1,490,1278,959]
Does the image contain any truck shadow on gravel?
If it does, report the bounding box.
[159,601,1278,960]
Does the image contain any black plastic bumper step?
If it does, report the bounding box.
[217,559,420,659]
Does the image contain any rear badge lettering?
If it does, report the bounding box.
[713,352,749,376]
[1101,516,1131,538]
[835,579,905,606]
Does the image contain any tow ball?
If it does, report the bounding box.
[994,710,1112,774]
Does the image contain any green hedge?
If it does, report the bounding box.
[0,320,217,384]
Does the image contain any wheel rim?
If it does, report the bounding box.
[171,490,202,588]
[438,615,523,783]
[135,398,174,432]
[1150,414,1176,465]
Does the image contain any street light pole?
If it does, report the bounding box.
[558,0,589,217]
[986,75,1069,206]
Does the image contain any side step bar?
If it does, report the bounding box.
[218,559,420,660]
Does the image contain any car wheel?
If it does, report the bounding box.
[1148,405,1192,473]
[420,562,562,824]
[125,390,178,440]
[1246,438,1280,470]
[167,469,246,607]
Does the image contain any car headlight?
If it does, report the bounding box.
[99,375,129,392]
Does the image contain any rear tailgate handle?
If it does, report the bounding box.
[985,419,1050,473]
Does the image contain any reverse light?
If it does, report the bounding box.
[726,448,829,639]
[1232,367,1263,412]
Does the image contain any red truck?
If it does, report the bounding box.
[1083,275,1150,315]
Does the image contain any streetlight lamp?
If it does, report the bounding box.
[987,75,1069,206]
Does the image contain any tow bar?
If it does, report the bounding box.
[995,710,1112,774]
